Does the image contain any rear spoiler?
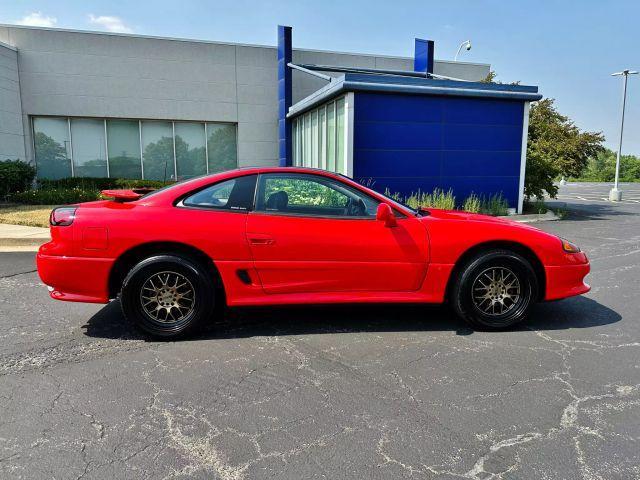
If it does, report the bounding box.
[100,188,156,202]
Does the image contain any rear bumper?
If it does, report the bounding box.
[37,250,112,303]
[544,262,590,301]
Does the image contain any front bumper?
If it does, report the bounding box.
[37,251,112,303]
[544,261,591,301]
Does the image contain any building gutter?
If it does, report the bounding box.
[288,74,542,118]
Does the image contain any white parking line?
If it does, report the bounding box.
[555,194,640,205]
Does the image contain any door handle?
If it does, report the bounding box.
[248,235,275,245]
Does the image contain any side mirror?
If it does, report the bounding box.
[376,203,397,228]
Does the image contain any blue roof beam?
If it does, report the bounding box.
[414,38,435,76]
[277,25,292,167]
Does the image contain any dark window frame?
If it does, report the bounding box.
[253,172,382,220]
[176,174,258,214]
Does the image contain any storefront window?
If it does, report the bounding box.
[70,119,107,177]
[141,121,174,181]
[33,117,72,179]
[175,122,207,179]
[107,120,142,179]
[207,123,237,173]
[32,117,237,180]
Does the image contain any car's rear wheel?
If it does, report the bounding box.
[451,249,538,330]
[120,255,215,338]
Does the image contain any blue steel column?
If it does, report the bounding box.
[414,38,434,75]
[278,25,292,167]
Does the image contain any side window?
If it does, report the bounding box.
[182,175,257,211]
[256,174,380,218]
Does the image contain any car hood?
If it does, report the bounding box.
[420,208,542,231]
[421,208,511,222]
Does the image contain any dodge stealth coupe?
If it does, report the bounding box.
[37,167,590,338]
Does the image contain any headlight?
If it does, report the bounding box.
[560,237,581,253]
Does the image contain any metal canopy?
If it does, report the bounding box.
[287,72,542,118]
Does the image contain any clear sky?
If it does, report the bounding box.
[3,0,639,155]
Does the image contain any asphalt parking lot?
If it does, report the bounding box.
[1,182,639,479]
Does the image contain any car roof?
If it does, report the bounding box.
[138,167,343,203]
[139,166,413,216]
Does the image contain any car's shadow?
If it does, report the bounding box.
[82,296,621,342]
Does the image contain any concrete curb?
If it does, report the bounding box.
[498,211,560,223]
[0,245,41,252]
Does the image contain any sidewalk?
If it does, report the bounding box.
[0,224,50,250]
[498,210,560,223]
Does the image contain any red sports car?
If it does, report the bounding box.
[37,167,590,338]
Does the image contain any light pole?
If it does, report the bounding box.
[454,40,471,61]
[609,69,638,202]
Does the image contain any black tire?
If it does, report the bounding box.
[120,254,216,339]
[450,249,538,330]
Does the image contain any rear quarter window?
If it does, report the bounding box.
[181,175,257,211]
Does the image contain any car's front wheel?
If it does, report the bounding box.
[451,249,538,330]
[120,255,215,338]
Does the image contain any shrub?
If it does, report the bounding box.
[387,189,510,216]
[36,177,172,191]
[114,178,172,189]
[462,193,481,213]
[479,193,509,216]
[524,198,548,214]
[405,188,456,210]
[37,177,114,191]
[11,188,101,205]
[0,160,36,197]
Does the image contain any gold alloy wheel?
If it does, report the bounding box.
[471,266,521,316]
[139,271,195,324]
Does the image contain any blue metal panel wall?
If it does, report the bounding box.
[353,92,525,207]
[277,25,292,167]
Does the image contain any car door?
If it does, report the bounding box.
[245,172,429,294]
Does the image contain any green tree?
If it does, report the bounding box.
[578,149,640,182]
[525,99,604,199]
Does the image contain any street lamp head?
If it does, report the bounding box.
[612,70,639,76]
[454,40,472,61]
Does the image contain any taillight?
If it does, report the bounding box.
[50,207,77,226]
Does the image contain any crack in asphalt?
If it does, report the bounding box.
[0,269,37,279]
